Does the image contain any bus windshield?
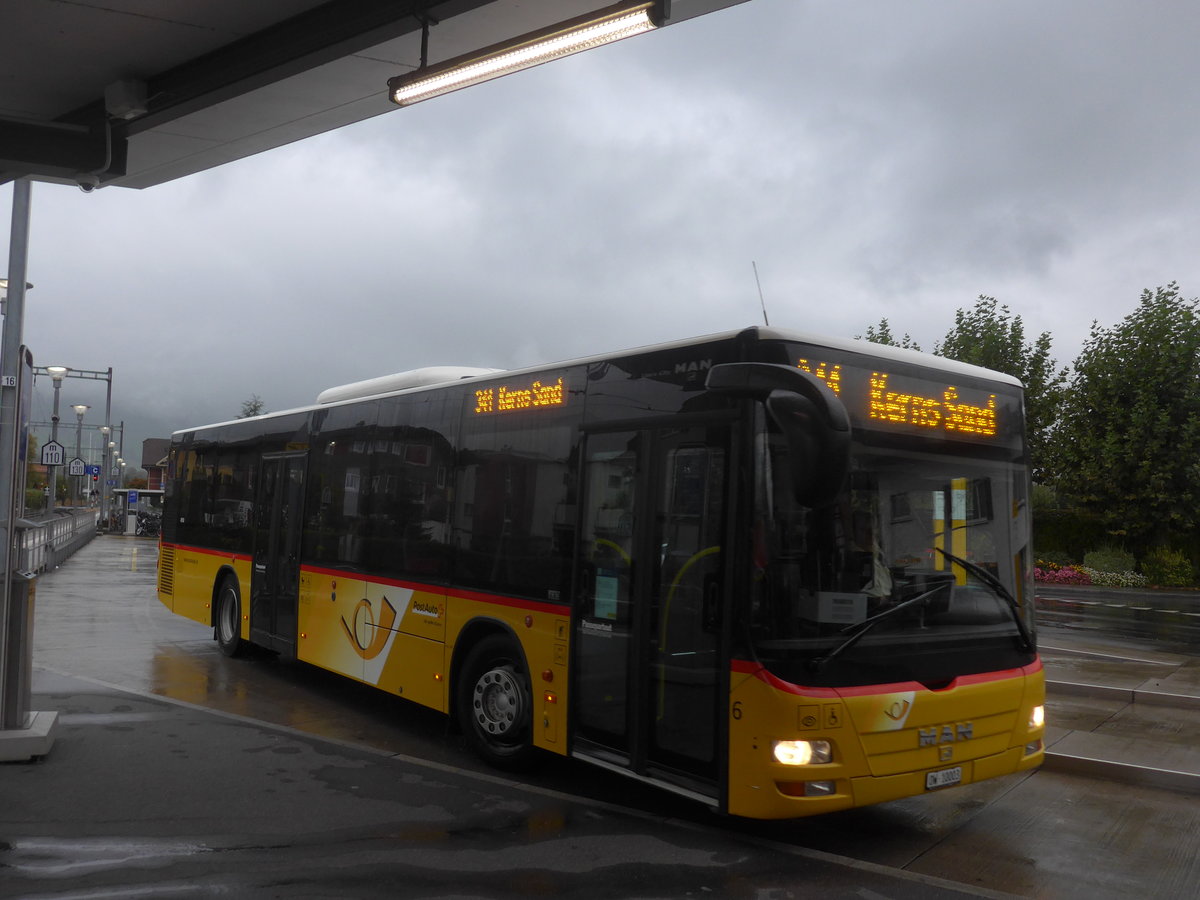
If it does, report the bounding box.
[747,422,1037,689]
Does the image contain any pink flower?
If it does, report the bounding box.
[1035,565,1091,585]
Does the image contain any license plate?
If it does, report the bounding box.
[925,766,962,790]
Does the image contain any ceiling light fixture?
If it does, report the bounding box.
[389,2,660,107]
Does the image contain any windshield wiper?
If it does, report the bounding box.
[933,547,1034,651]
[808,584,949,672]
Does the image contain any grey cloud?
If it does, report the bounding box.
[6,0,1200,454]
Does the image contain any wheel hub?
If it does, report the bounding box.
[472,667,525,737]
[219,593,236,641]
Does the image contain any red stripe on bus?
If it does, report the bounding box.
[304,567,573,615]
[302,563,443,594]
[731,657,1041,698]
[300,564,569,613]
[164,551,571,615]
[164,543,251,563]
[449,587,571,615]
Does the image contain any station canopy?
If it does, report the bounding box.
[1,0,748,190]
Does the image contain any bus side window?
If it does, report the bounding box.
[456,396,576,602]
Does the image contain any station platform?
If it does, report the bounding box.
[1040,628,1200,795]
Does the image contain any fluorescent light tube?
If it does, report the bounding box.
[389,3,657,107]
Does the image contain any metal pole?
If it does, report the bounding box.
[103,369,112,524]
[0,180,33,731]
[1,179,57,755]
[49,377,61,514]
[74,409,84,506]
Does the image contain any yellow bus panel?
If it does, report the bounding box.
[157,544,249,633]
[444,590,571,754]
[726,660,1045,819]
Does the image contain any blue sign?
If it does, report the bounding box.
[127,490,139,504]
[85,464,101,476]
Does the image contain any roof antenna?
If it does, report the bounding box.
[752,261,770,326]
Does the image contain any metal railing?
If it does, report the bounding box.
[16,508,99,574]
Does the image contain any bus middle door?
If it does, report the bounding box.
[574,421,731,799]
[250,452,307,659]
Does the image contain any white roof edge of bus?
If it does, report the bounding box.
[460,326,1022,388]
[172,326,1022,438]
[316,367,505,404]
[763,327,1025,388]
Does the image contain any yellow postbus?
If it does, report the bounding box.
[157,326,1044,819]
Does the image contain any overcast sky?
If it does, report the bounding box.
[4,0,1199,468]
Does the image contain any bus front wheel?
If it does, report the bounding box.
[215,577,245,658]
[457,635,536,770]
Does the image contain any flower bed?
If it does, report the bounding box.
[1033,564,1148,587]
[1079,566,1148,588]
[1034,565,1092,585]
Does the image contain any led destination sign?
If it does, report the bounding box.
[475,376,566,415]
[868,372,996,436]
[797,357,1007,441]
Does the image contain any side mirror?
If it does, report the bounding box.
[706,363,850,506]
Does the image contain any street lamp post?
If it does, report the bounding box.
[100,427,110,521]
[117,458,127,532]
[45,366,68,515]
[101,373,112,527]
[107,440,116,528]
[30,367,115,521]
[71,405,89,506]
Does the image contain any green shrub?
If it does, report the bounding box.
[1031,484,1062,512]
[1141,547,1194,588]
[1083,546,1136,574]
[1036,550,1075,568]
[1032,509,1109,561]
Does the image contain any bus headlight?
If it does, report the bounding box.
[773,739,832,765]
[1029,705,1045,729]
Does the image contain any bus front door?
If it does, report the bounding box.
[575,422,731,799]
[250,453,307,658]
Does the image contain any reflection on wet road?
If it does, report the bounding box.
[1036,588,1200,651]
[35,537,465,763]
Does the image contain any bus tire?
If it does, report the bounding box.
[457,634,536,770]
[215,576,245,658]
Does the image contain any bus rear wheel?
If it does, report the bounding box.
[457,635,536,770]
[215,577,245,658]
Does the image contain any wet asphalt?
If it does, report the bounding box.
[2,535,1010,899]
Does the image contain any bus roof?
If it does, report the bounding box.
[171,326,1022,438]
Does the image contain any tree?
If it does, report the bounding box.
[1052,283,1200,550]
[237,395,266,418]
[856,318,922,351]
[934,296,1067,482]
